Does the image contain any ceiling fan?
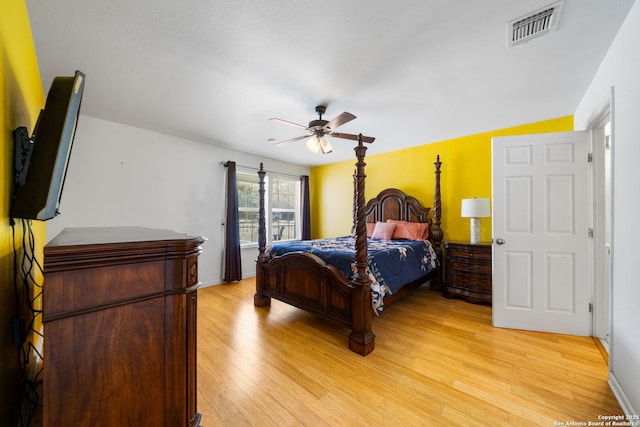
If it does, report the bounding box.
[270,105,375,154]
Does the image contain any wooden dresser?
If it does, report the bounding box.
[43,227,205,427]
[443,241,492,304]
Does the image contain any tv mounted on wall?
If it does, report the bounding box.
[11,70,85,221]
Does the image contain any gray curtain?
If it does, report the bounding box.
[223,161,242,282]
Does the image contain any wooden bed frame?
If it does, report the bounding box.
[254,136,443,356]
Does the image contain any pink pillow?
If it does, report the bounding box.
[370,222,396,240]
[366,222,376,237]
[351,222,377,238]
[387,220,429,240]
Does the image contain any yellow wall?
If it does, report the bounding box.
[310,116,573,242]
[1,1,45,424]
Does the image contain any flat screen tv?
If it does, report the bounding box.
[11,70,85,221]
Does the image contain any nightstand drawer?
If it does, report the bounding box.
[451,259,492,274]
[448,245,491,262]
[451,273,492,293]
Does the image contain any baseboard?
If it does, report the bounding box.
[199,280,218,288]
[200,274,256,288]
[593,337,609,364]
[609,373,640,426]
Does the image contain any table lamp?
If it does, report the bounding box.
[461,198,491,244]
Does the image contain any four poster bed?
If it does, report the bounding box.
[254,136,444,356]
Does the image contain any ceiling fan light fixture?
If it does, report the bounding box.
[306,135,333,154]
[318,135,333,154]
[306,136,321,153]
[271,105,359,153]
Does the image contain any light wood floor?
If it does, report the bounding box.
[197,278,621,426]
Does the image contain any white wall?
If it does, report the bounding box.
[574,0,640,416]
[46,116,309,285]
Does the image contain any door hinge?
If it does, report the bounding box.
[589,302,593,313]
[587,153,593,163]
[588,228,594,238]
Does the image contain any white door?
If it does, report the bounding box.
[492,131,591,335]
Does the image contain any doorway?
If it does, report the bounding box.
[492,131,591,335]
[491,112,612,343]
[591,109,612,352]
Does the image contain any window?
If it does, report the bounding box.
[237,172,260,245]
[270,175,299,242]
[237,172,300,246]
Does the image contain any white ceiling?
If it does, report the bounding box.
[25,0,635,167]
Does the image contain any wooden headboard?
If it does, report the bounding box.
[364,188,432,224]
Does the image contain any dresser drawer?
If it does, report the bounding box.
[448,245,491,262]
[450,272,492,293]
[450,259,492,274]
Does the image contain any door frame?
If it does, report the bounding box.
[588,92,614,352]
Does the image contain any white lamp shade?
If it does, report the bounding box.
[306,137,321,153]
[461,198,491,218]
[318,135,332,154]
[306,135,333,154]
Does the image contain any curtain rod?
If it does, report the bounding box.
[220,161,306,179]
[220,160,258,170]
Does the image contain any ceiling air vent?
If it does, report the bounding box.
[507,1,563,47]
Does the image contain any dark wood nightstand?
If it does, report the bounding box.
[443,241,492,304]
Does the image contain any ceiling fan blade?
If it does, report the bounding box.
[273,134,310,146]
[330,132,375,143]
[269,118,310,130]
[324,112,356,131]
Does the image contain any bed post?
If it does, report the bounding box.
[352,170,356,236]
[349,134,375,356]
[254,163,271,307]
[430,155,444,291]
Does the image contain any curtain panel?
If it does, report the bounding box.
[224,161,242,282]
[301,175,311,240]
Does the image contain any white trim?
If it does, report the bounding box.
[198,280,219,288]
[608,85,617,387]
[587,96,612,347]
[609,373,640,426]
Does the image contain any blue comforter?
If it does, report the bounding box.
[268,236,439,314]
